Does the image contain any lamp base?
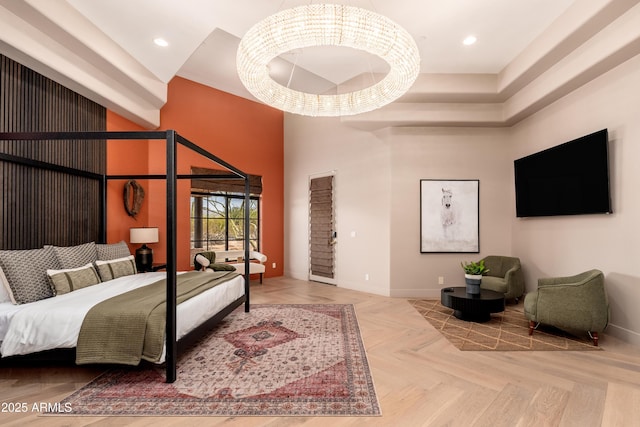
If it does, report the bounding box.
[135,244,154,273]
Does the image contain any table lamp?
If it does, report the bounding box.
[130,227,159,272]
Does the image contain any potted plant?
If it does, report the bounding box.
[461,260,489,295]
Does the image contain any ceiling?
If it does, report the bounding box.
[65,0,576,101]
[5,0,636,129]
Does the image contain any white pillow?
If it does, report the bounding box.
[195,254,211,269]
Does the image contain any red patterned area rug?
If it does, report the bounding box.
[410,299,601,351]
[58,304,380,417]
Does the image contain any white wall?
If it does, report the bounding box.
[385,127,512,298]
[285,118,513,298]
[284,116,391,296]
[283,54,640,345]
[510,53,640,345]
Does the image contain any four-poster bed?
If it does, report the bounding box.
[0,130,252,383]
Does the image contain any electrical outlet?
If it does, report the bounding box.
[438,276,444,285]
[272,262,276,269]
[365,273,369,281]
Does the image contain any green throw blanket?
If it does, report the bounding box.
[76,270,239,365]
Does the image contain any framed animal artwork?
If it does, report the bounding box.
[420,179,479,253]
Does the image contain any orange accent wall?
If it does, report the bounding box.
[106,77,284,276]
[105,111,150,255]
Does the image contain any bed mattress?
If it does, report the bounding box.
[0,271,244,360]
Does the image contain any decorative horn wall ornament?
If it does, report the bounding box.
[123,180,145,219]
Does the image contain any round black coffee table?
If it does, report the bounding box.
[440,287,505,322]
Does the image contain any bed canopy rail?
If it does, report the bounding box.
[0,130,252,383]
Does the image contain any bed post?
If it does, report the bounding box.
[244,176,251,312]
[165,130,178,383]
[100,174,107,243]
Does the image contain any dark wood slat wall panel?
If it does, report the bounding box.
[0,54,106,250]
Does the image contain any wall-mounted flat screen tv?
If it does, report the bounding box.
[514,129,612,217]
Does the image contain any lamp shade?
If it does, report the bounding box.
[130,227,159,244]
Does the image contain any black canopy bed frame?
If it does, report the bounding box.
[0,130,252,383]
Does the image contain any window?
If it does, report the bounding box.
[190,192,260,253]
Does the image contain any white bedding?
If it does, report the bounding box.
[0,271,244,361]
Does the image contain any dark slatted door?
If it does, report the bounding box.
[309,175,336,285]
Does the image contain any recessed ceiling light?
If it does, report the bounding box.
[153,38,169,47]
[463,35,477,46]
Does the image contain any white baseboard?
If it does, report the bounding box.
[389,288,442,299]
[337,280,390,297]
[283,270,392,297]
[605,323,640,347]
[284,269,307,281]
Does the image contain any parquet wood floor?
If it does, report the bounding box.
[2,276,640,426]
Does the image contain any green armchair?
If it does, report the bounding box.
[524,269,608,346]
[479,256,525,301]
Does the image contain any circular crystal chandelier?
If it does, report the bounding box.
[237,4,420,117]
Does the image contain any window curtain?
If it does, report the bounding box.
[190,167,262,195]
